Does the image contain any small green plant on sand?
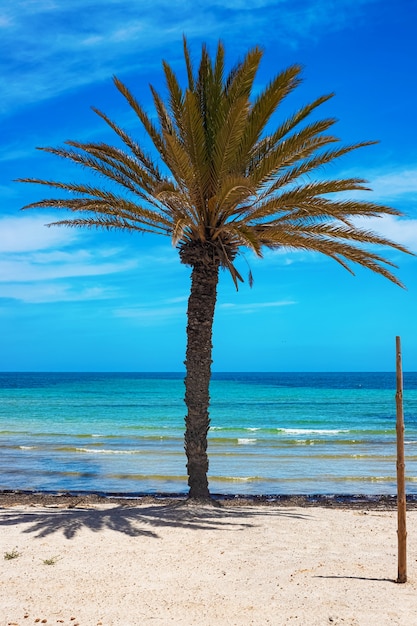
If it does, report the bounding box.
[43,555,60,565]
[4,549,21,560]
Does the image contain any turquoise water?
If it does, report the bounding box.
[0,372,416,496]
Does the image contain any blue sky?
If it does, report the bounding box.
[1,0,416,372]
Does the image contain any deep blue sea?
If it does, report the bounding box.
[0,372,416,496]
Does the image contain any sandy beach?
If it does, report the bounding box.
[0,495,416,625]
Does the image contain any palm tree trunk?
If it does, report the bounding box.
[184,260,219,500]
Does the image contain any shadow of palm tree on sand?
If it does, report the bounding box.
[0,501,310,540]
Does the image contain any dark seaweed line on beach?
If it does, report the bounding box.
[1,489,417,509]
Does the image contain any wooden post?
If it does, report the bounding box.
[395,336,407,583]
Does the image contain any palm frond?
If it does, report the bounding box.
[218,248,244,289]
[225,223,264,257]
[19,183,173,234]
[162,132,195,191]
[183,36,195,91]
[163,60,185,135]
[260,229,405,287]
[224,46,263,102]
[265,93,336,148]
[46,216,167,235]
[91,107,162,179]
[248,197,402,227]
[237,65,302,165]
[249,122,340,186]
[213,41,225,96]
[211,96,251,185]
[150,85,176,136]
[18,39,410,290]
[181,89,209,210]
[113,77,167,160]
[34,143,160,200]
[290,222,410,254]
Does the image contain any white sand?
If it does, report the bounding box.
[1,501,416,625]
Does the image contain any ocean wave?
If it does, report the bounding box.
[211,475,263,482]
[109,473,186,481]
[278,428,350,435]
[237,438,257,445]
[75,448,138,455]
[0,430,30,436]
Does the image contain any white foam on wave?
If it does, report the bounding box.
[279,428,349,435]
[237,438,257,445]
[75,448,136,455]
[19,445,36,450]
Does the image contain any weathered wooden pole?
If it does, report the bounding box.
[395,335,407,583]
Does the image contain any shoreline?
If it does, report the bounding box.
[2,489,417,509]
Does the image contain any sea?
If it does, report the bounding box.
[0,371,416,497]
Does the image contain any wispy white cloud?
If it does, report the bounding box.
[367,169,417,201]
[0,214,139,302]
[0,283,113,304]
[0,214,185,303]
[0,214,79,253]
[251,247,317,268]
[219,300,296,314]
[334,166,417,204]
[333,165,417,252]
[0,253,138,283]
[352,215,417,254]
[0,0,202,114]
[0,214,175,263]
[115,300,187,325]
[0,142,41,164]
[165,296,188,304]
[0,0,377,115]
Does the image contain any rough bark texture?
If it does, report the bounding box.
[184,260,219,501]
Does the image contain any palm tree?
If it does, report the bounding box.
[19,39,409,501]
